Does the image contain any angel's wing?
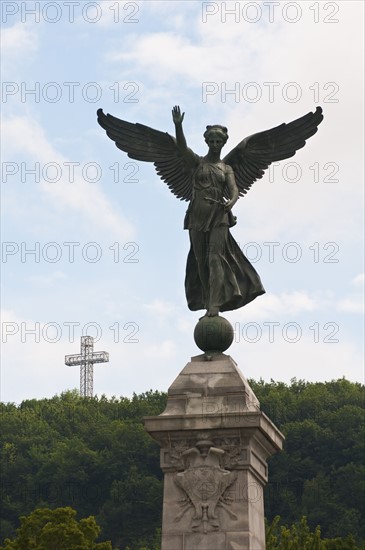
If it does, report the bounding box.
[97,109,193,201]
[223,106,324,197]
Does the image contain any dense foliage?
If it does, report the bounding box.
[252,378,365,542]
[0,379,364,549]
[0,506,112,549]
[266,516,364,550]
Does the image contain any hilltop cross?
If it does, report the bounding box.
[65,336,109,397]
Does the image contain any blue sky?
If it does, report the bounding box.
[1,1,364,403]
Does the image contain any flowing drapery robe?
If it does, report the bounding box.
[184,157,265,312]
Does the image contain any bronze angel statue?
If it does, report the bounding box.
[97,105,323,317]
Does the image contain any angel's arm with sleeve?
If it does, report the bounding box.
[97,107,195,201]
[172,105,199,169]
[224,165,239,212]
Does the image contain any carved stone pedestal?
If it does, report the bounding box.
[144,353,284,550]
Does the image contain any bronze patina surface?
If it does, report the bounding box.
[97,105,323,318]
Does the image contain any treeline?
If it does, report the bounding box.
[0,378,364,549]
[251,378,364,541]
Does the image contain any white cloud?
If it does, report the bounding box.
[1,1,363,404]
[144,299,176,317]
[230,290,324,321]
[141,339,176,360]
[2,22,39,58]
[2,115,135,241]
[231,334,363,385]
[337,298,363,314]
[108,32,206,81]
[336,273,364,314]
[0,309,74,403]
[104,2,364,246]
[28,271,67,286]
[352,273,364,287]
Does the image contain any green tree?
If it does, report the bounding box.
[1,382,364,547]
[0,506,112,550]
[255,379,365,543]
[266,516,363,550]
[99,465,162,549]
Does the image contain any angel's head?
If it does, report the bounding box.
[204,125,229,152]
[204,124,228,155]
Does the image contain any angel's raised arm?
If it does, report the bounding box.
[172,105,199,169]
[97,108,195,202]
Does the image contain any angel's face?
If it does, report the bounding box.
[206,133,225,154]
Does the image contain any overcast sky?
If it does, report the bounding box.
[1,0,364,404]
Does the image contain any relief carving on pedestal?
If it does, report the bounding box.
[173,439,238,533]
[168,440,190,470]
[216,437,248,469]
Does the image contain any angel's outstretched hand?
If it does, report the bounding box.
[172,105,185,125]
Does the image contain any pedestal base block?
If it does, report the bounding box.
[144,353,284,550]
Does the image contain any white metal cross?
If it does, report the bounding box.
[65,336,109,397]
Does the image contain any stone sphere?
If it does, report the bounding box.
[194,315,234,353]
